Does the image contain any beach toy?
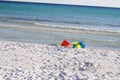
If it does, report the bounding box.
[72,45,76,48]
[61,39,70,47]
[78,41,86,48]
[76,44,81,49]
[72,41,81,49]
[72,41,78,48]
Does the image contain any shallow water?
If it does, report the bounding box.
[0,1,120,50]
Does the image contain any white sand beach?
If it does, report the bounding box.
[0,41,120,80]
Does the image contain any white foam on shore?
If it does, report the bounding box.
[0,41,120,80]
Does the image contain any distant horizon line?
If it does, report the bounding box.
[1,0,120,9]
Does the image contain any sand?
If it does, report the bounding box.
[0,41,120,80]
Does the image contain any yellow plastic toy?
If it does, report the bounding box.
[76,44,81,49]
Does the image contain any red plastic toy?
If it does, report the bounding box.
[61,39,70,47]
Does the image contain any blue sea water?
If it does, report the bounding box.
[0,1,120,50]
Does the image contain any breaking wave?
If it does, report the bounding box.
[0,19,120,34]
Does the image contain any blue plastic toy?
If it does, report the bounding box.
[78,41,86,48]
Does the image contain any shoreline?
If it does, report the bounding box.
[0,39,119,51]
[0,23,120,51]
[0,41,119,79]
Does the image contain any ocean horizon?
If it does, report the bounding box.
[0,1,120,50]
[2,0,120,9]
